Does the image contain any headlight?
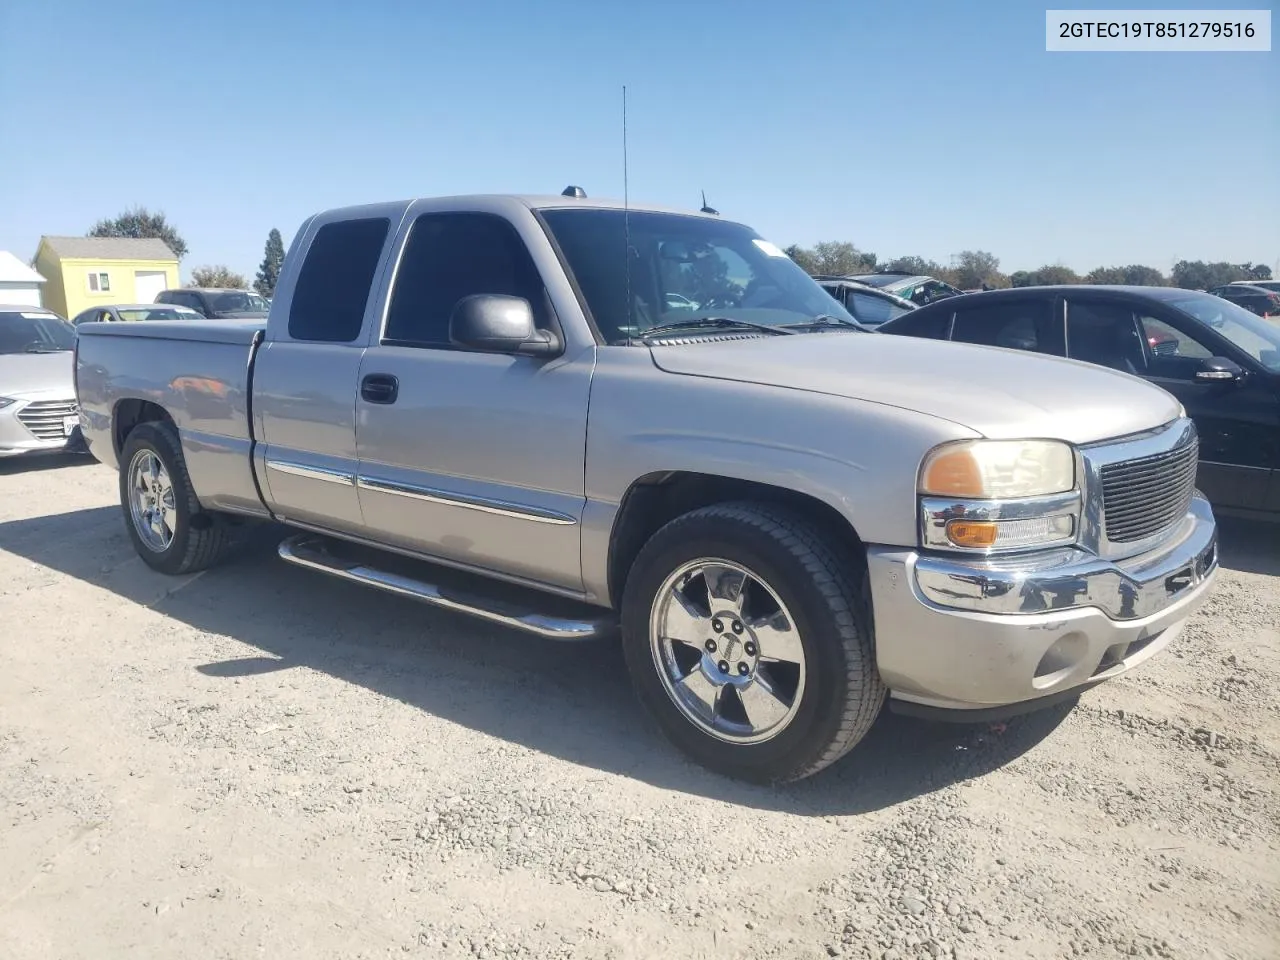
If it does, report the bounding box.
[0,397,15,410]
[919,440,1079,553]
[919,440,1075,499]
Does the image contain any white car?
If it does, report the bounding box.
[0,306,83,459]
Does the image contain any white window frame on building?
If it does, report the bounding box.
[87,271,111,293]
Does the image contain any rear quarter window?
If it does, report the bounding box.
[288,217,390,342]
[951,299,1058,355]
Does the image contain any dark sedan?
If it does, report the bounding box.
[1208,282,1280,318]
[155,287,270,319]
[877,285,1280,521]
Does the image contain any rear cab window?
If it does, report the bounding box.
[288,217,391,342]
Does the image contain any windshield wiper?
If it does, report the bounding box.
[785,314,866,332]
[631,316,798,342]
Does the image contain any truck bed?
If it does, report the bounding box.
[75,319,269,517]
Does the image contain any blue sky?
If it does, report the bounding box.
[2,0,1276,282]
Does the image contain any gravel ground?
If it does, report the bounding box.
[1,455,1277,960]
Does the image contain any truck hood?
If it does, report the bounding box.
[0,351,75,398]
[648,333,1180,444]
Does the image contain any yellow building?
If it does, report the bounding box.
[33,236,179,320]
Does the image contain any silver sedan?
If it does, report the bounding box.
[0,306,83,459]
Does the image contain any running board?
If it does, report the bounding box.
[277,534,616,641]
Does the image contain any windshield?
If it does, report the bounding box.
[849,274,906,289]
[208,292,269,313]
[1169,292,1280,372]
[0,311,76,354]
[846,289,915,325]
[117,307,203,322]
[539,209,858,342]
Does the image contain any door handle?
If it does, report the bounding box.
[361,373,399,404]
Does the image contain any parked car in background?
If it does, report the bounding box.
[813,276,916,327]
[1208,282,1280,318]
[847,271,966,306]
[155,288,270,319]
[877,286,1280,520]
[76,191,1218,782]
[1228,280,1280,294]
[71,303,205,325]
[0,306,84,458]
[663,293,700,311]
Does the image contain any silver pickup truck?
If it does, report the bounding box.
[74,191,1220,782]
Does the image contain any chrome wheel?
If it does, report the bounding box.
[649,559,807,745]
[127,449,177,553]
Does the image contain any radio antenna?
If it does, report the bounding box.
[622,84,632,336]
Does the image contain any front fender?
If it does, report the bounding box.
[580,351,975,603]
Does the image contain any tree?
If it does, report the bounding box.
[1083,264,1166,286]
[1085,266,1127,285]
[1010,265,1081,287]
[1171,260,1271,289]
[783,241,875,276]
[254,228,285,297]
[1120,264,1166,286]
[1171,260,1216,290]
[1033,265,1081,285]
[190,265,248,288]
[812,241,875,276]
[950,250,1006,290]
[882,255,945,276]
[783,244,818,274]
[88,206,187,259]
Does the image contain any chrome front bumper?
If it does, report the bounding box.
[867,495,1218,713]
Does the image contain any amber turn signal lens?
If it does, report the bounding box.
[922,448,985,497]
[946,520,999,548]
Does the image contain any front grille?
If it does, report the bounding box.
[17,399,79,441]
[1100,436,1199,543]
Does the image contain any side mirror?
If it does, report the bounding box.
[1194,356,1244,383]
[449,294,561,358]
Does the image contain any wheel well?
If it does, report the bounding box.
[607,472,865,607]
[113,399,173,458]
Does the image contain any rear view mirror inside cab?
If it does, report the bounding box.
[658,240,712,263]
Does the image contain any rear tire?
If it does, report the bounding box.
[621,501,884,783]
[119,421,231,575]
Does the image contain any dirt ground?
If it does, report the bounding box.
[1,455,1277,960]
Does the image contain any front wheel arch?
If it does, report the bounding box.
[606,471,868,610]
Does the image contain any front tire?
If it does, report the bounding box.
[621,501,885,783]
[119,421,230,575]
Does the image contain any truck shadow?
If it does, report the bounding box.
[9,504,1222,816]
[0,452,97,475]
